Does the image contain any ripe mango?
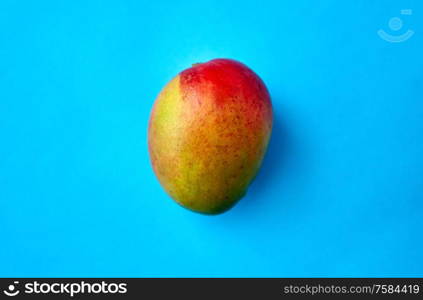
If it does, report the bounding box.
[148,59,273,214]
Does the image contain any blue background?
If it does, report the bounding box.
[1,0,422,277]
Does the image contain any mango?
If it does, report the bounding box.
[148,59,273,214]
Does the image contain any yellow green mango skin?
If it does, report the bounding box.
[148,59,273,214]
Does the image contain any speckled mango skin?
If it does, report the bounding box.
[148,59,273,214]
